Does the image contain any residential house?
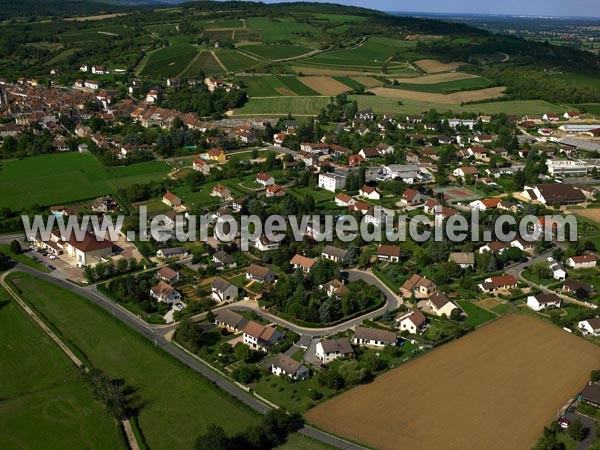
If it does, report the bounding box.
[242,321,284,352]
[453,167,478,178]
[150,281,181,304]
[321,245,349,264]
[270,354,309,380]
[428,292,458,317]
[202,147,227,163]
[246,264,275,283]
[469,198,501,211]
[581,383,600,408]
[381,165,420,183]
[192,158,211,175]
[478,241,508,255]
[478,275,518,293]
[358,147,381,160]
[377,245,401,263]
[211,184,233,200]
[400,274,436,299]
[215,310,248,333]
[315,338,354,364]
[335,193,355,207]
[156,266,180,283]
[91,195,119,213]
[548,258,567,281]
[567,255,598,269]
[578,318,600,336]
[320,279,349,298]
[290,254,317,273]
[352,326,397,348]
[300,142,329,154]
[400,188,422,205]
[563,280,593,300]
[266,185,286,197]
[211,277,238,302]
[156,247,188,260]
[253,235,280,252]
[162,192,182,208]
[212,250,236,269]
[359,185,381,200]
[527,293,562,311]
[449,252,475,269]
[396,309,427,335]
[256,173,275,187]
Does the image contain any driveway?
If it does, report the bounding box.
[563,411,597,450]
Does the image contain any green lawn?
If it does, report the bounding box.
[140,43,199,77]
[277,433,336,449]
[241,44,314,60]
[333,76,365,90]
[490,303,513,315]
[0,153,170,211]
[60,26,129,42]
[0,288,126,450]
[6,273,258,450]
[238,76,321,97]
[194,19,244,29]
[457,300,497,327]
[278,77,320,96]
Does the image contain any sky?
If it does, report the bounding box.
[254,0,600,18]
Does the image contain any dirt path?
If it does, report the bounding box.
[211,51,228,72]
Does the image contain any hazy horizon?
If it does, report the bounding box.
[242,0,600,18]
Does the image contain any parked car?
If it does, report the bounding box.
[49,255,57,260]
[47,265,56,271]
[557,418,570,429]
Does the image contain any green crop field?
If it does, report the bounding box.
[241,44,315,60]
[579,103,600,116]
[247,17,319,44]
[299,37,415,71]
[140,43,199,77]
[6,273,258,450]
[456,300,497,327]
[194,19,244,29]
[181,51,224,77]
[235,96,330,115]
[217,49,259,72]
[0,289,126,450]
[310,13,368,23]
[391,77,494,93]
[279,76,320,95]
[60,26,129,43]
[0,153,171,210]
[332,76,365,90]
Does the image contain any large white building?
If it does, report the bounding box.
[546,159,589,176]
[318,172,346,192]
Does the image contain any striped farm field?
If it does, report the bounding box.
[238,76,319,97]
[298,76,352,95]
[181,51,224,77]
[306,314,600,450]
[216,49,258,72]
[368,86,506,104]
[391,72,480,84]
[415,59,466,73]
[140,43,199,77]
[350,76,384,88]
[391,77,494,94]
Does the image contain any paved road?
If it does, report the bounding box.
[157,268,403,337]
[7,264,367,449]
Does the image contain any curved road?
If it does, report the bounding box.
[6,263,369,449]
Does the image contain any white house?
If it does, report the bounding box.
[318,172,346,192]
[352,326,397,347]
[400,188,422,205]
[242,321,284,352]
[578,318,600,336]
[427,292,458,317]
[315,338,354,364]
[256,172,275,187]
[321,245,349,264]
[211,277,238,302]
[527,293,561,311]
[396,309,427,335]
[150,281,181,305]
[253,235,280,252]
[359,185,381,200]
[335,193,355,207]
[270,354,309,380]
[567,255,598,269]
[548,257,567,281]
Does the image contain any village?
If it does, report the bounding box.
[4,69,600,446]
